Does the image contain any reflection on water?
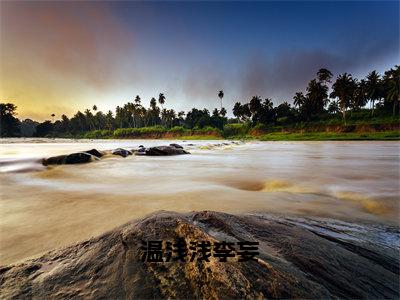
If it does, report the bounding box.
[0,138,399,264]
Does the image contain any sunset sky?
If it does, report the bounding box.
[1,1,399,121]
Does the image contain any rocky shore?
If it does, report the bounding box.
[1,211,399,299]
[42,144,190,165]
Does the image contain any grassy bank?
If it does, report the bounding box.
[79,127,399,141]
[258,131,399,141]
[52,117,399,141]
[79,126,223,140]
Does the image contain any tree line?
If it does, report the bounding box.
[1,65,398,137]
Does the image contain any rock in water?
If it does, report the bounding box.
[84,149,104,158]
[135,147,146,155]
[169,143,183,149]
[42,152,98,165]
[0,211,398,299]
[112,148,132,158]
[145,146,190,156]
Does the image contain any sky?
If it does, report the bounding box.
[0,1,399,121]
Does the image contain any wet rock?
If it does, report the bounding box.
[145,146,190,156]
[169,143,183,149]
[42,152,98,165]
[136,147,146,155]
[84,149,104,158]
[0,211,398,299]
[112,148,132,158]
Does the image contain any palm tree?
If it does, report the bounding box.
[51,114,55,123]
[105,110,114,130]
[383,66,399,117]
[328,101,340,115]
[293,92,305,109]
[149,98,159,126]
[351,79,368,111]
[92,105,98,129]
[366,70,381,116]
[220,107,227,117]
[74,111,86,132]
[306,79,329,114]
[330,73,356,125]
[317,68,333,83]
[233,102,242,122]
[241,103,251,121]
[84,109,93,131]
[134,95,141,105]
[125,102,135,127]
[158,93,166,110]
[150,97,157,110]
[249,96,262,114]
[218,90,224,110]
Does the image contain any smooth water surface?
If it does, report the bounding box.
[0,138,399,264]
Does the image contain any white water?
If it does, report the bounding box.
[0,139,399,264]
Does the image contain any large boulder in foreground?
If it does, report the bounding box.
[0,211,398,299]
[42,152,99,165]
[144,145,190,156]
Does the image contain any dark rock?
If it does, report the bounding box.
[43,152,97,165]
[134,147,146,155]
[63,153,98,164]
[112,148,132,158]
[0,211,398,299]
[84,149,103,158]
[139,145,144,148]
[145,146,190,156]
[169,143,183,149]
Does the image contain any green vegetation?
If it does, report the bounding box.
[63,118,399,141]
[1,65,399,141]
[78,126,223,140]
[258,131,399,141]
[84,130,113,139]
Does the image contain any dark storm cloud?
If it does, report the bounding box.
[181,64,227,108]
[238,38,399,104]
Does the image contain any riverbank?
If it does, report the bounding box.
[257,130,399,141]
[49,123,399,141]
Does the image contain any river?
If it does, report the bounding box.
[0,139,399,265]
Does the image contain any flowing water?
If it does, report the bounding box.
[0,138,399,265]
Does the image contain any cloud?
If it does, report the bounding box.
[1,1,136,88]
[180,64,227,109]
[238,38,399,104]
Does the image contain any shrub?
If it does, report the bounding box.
[84,130,112,139]
[192,126,222,135]
[168,126,187,134]
[222,123,249,137]
[113,126,167,138]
